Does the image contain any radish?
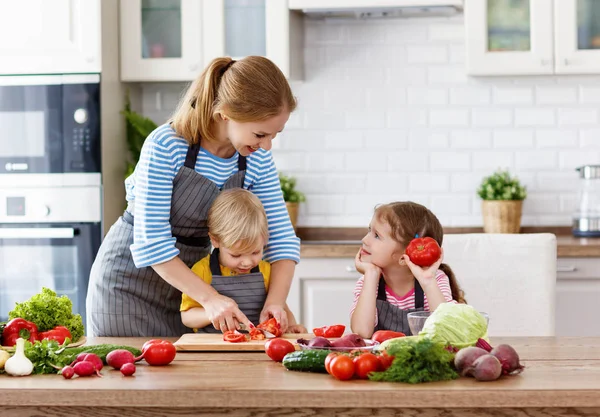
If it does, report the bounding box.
[72,353,104,372]
[454,346,488,376]
[106,349,136,370]
[120,363,136,376]
[73,361,101,377]
[61,366,75,379]
[469,354,502,382]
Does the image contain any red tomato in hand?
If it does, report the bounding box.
[353,353,380,379]
[264,338,295,362]
[405,237,442,267]
[329,355,355,381]
[141,339,177,366]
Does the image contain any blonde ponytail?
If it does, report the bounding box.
[171,56,296,145]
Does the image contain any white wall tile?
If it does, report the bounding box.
[493,130,535,148]
[536,86,578,104]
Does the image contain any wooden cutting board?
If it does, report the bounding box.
[173,333,313,352]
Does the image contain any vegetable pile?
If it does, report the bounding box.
[453,338,525,382]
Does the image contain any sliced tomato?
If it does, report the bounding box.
[312,327,325,337]
[256,318,282,337]
[249,328,266,340]
[223,330,247,343]
[323,325,345,338]
[371,330,405,344]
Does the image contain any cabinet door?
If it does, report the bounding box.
[555,0,600,74]
[465,0,554,75]
[120,0,203,81]
[288,258,360,331]
[0,0,101,75]
[202,0,297,78]
[556,258,600,337]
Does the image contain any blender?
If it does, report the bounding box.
[573,165,600,237]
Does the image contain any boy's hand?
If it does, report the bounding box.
[260,304,288,332]
[402,248,444,288]
[287,324,308,334]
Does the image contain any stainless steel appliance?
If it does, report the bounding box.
[573,165,600,237]
[0,74,102,327]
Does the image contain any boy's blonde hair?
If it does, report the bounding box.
[208,188,269,252]
[171,56,297,145]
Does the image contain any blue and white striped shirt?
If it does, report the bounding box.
[125,123,300,268]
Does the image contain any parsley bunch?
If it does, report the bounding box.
[369,337,458,384]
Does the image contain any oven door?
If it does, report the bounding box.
[0,223,101,328]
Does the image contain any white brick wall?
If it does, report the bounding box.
[140,15,600,228]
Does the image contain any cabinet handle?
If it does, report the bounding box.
[346,266,357,273]
[557,265,577,273]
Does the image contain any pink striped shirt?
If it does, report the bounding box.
[350,271,456,325]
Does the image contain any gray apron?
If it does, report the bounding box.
[374,276,425,336]
[86,141,248,337]
[194,248,267,333]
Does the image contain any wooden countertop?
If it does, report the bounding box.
[2,337,600,416]
[297,227,600,258]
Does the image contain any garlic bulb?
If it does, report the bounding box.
[4,338,33,376]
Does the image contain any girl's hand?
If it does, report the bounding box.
[355,249,381,278]
[203,293,252,332]
[402,248,444,288]
[260,304,288,332]
[287,324,308,334]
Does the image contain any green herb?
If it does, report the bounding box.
[369,337,458,384]
[279,173,306,203]
[122,91,157,178]
[8,287,84,342]
[477,169,527,201]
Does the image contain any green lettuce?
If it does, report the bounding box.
[419,303,488,348]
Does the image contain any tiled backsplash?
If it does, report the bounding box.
[140,14,600,228]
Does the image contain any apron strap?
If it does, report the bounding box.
[238,153,247,171]
[209,248,261,275]
[184,142,201,169]
[376,275,425,309]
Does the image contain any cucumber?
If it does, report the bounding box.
[282,349,331,373]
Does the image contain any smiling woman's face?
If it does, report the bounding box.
[224,111,290,156]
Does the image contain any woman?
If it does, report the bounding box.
[87,56,300,337]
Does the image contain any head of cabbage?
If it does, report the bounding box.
[419,303,488,348]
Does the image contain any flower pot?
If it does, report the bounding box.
[482,200,523,234]
[286,202,299,231]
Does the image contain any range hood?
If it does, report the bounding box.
[289,0,463,19]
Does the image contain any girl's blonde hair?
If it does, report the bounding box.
[171,56,297,145]
[208,188,269,252]
[375,201,466,304]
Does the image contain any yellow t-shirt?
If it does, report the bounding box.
[180,254,271,312]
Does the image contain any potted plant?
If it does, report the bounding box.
[121,92,157,178]
[279,173,305,231]
[477,169,527,233]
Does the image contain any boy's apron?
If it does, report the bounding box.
[194,248,267,333]
[373,276,425,336]
[86,141,247,337]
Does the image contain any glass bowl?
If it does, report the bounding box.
[297,339,380,352]
[407,311,490,336]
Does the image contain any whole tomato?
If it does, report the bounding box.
[328,355,355,381]
[405,237,442,267]
[325,352,339,374]
[264,338,296,362]
[377,351,395,371]
[353,353,380,379]
[141,339,177,366]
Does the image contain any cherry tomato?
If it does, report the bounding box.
[329,355,355,381]
[325,352,339,374]
[264,338,295,362]
[405,236,442,267]
[141,339,177,366]
[377,351,395,371]
[353,353,380,379]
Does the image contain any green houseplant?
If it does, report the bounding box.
[477,169,527,233]
[121,93,158,178]
[279,173,305,230]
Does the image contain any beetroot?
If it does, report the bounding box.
[454,346,488,376]
[468,354,502,381]
[491,344,525,375]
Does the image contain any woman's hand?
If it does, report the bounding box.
[287,324,308,333]
[402,248,444,288]
[260,304,288,332]
[202,293,252,332]
[355,249,381,278]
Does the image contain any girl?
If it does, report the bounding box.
[87,56,300,337]
[350,201,465,339]
[180,188,306,333]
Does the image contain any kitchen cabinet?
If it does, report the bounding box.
[0,0,101,75]
[120,0,303,82]
[465,0,600,75]
[556,257,600,337]
[288,258,360,331]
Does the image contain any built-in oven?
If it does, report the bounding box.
[0,173,102,328]
[0,74,100,175]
